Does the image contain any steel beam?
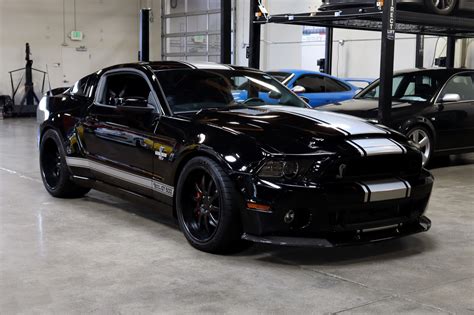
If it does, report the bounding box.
[415,34,424,68]
[324,27,333,75]
[139,8,150,62]
[378,0,397,125]
[221,0,232,64]
[248,0,261,69]
[446,36,456,68]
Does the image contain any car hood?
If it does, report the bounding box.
[320,98,412,119]
[192,105,396,154]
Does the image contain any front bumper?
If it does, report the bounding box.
[235,170,433,247]
[242,216,431,247]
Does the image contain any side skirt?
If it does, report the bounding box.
[72,176,175,219]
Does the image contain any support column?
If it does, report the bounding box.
[139,8,150,62]
[324,27,333,75]
[446,36,456,68]
[221,0,232,64]
[378,0,397,125]
[248,0,261,69]
[415,34,424,68]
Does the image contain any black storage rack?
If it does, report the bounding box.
[247,0,474,125]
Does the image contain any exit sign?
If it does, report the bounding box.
[70,31,83,41]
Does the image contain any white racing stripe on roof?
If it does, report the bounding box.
[261,106,388,136]
[184,62,233,70]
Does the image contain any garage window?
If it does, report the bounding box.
[162,0,235,63]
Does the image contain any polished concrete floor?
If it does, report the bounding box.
[1,118,473,314]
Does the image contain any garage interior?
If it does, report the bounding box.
[1,0,473,313]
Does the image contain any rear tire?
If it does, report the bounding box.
[424,0,457,15]
[39,129,91,198]
[176,156,245,253]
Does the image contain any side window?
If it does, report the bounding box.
[98,73,152,106]
[441,73,474,102]
[71,75,95,98]
[294,75,325,93]
[324,77,351,92]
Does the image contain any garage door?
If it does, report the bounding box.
[161,0,234,63]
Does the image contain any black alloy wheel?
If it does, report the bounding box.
[176,156,244,253]
[39,129,91,198]
[41,141,62,189]
[424,0,457,15]
[184,170,221,242]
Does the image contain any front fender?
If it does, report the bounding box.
[398,116,437,145]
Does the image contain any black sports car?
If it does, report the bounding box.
[320,0,474,15]
[38,62,433,253]
[320,68,474,166]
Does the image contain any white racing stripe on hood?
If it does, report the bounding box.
[348,138,406,157]
[260,106,388,136]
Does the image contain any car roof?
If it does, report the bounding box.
[393,67,473,76]
[98,61,256,73]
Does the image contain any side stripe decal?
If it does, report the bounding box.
[65,157,174,197]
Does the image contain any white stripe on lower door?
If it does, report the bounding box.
[65,157,174,197]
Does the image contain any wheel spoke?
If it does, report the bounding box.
[197,211,204,229]
[209,205,220,213]
[203,214,210,232]
[201,175,207,194]
[209,190,219,204]
[209,212,218,227]
[207,180,213,197]
[195,182,202,194]
[419,136,429,148]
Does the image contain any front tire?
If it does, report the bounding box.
[424,0,457,15]
[176,156,244,253]
[407,126,434,167]
[39,129,90,198]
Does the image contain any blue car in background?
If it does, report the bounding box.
[267,69,359,107]
[343,78,375,90]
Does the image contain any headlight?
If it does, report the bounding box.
[258,160,300,179]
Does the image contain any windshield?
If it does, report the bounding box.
[155,69,307,114]
[267,71,293,84]
[357,72,443,102]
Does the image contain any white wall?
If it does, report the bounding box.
[0,0,161,100]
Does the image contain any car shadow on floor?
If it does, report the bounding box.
[79,191,437,265]
[235,235,437,266]
[428,153,474,170]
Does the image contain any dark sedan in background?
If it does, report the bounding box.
[38,62,433,253]
[320,68,474,166]
[320,0,474,15]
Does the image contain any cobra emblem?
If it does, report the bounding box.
[337,163,347,179]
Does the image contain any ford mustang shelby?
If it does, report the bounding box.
[38,62,432,253]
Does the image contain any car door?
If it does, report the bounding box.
[293,74,354,107]
[430,72,474,151]
[79,69,160,197]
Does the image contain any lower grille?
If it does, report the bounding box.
[321,154,422,181]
